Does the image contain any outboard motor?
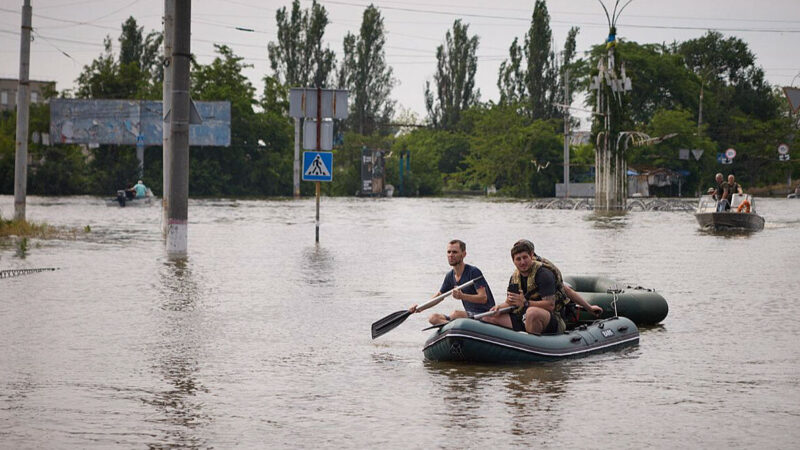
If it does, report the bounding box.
[116,190,126,207]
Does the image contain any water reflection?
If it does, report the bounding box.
[424,362,571,437]
[302,244,334,287]
[587,211,628,229]
[143,256,210,448]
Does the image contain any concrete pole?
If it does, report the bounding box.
[13,0,32,221]
[166,0,191,256]
[162,0,174,236]
[563,70,570,198]
[293,117,300,198]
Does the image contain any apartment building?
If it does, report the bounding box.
[0,78,56,112]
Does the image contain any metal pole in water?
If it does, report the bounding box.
[315,181,320,243]
[315,87,322,243]
[293,117,300,198]
[166,0,191,256]
[13,0,32,221]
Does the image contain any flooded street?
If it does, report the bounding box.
[1,195,799,448]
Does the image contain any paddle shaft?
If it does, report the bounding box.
[414,276,483,313]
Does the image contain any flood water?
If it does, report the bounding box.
[1,195,799,448]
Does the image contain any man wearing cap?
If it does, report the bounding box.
[483,239,601,334]
[408,239,495,326]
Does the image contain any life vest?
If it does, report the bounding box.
[509,256,570,332]
[736,199,751,213]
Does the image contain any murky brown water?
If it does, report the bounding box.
[1,195,799,448]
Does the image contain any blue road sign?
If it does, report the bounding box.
[303,151,333,182]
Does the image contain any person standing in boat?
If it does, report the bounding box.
[483,239,601,334]
[408,239,495,326]
[713,173,730,212]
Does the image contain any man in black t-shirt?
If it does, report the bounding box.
[408,239,495,326]
[482,240,601,334]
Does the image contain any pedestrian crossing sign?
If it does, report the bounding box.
[302,151,333,182]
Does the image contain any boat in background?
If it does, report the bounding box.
[106,189,156,207]
[694,193,764,231]
[563,275,668,326]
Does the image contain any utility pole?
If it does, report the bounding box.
[13,0,32,221]
[166,0,190,256]
[162,0,174,236]
[563,70,570,198]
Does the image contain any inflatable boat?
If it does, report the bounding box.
[564,275,669,326]
[423,316,639,363]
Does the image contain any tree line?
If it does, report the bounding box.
[0,0,796,198]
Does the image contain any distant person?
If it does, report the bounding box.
[713,173,730,212]
[124,182,136,200]
[408,239,495,326]
[728,175,743,196]
[129,180,148,199]
[482,239,601,335]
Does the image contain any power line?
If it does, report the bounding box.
[319,0,800,33]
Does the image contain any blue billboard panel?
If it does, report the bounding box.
[49,99,231,147]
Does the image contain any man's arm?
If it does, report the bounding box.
[565,285,602,316]
[452,286,488,304]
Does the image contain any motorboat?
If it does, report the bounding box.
[694,193,764,231]
[106,189,156,207]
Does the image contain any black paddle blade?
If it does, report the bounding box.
[371,310,411,339]
[421,322,448,331]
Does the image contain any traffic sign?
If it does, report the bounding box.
[778,143,789,155]
[302,151,333,182]
[717,153,732,165]
[725,148,736,159]
[784,87,800,113]
[779,154,790,162]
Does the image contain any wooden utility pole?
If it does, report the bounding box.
[13,0,32,221]
[166,0,191,256]
[162,0,174,236]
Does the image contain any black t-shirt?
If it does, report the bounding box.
[440,264,495,314]
[715,181,730,200]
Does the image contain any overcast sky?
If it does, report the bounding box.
[1,0,799,127]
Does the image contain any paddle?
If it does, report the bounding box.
[371,276,483,339]
[421,306,515,331]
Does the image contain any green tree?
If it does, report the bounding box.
[497,1,571,120]
[424,19,480,130]
[76,17,162,99]
[524,0,558,120]
[338,5,395,135]
[192,45,293,196]
[498,37,525,105]
[461,104,562,196]
[119,16,163,83]
[268,0,336,88]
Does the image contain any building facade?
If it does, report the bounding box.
[0,78,56,112]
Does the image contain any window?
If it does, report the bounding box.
[31,91,38,103]
[1,91,7,105]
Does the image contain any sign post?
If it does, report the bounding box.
[291,87,348,243]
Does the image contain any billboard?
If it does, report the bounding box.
[49,99,231,147]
